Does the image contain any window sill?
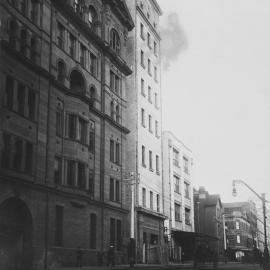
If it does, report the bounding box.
[149,168,154,172]
[142,163,147,168]
[141,63,146,69]
[141,35,145,41]
[141,92,146,97]
[156,171,160,175]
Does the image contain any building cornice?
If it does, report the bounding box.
[150,0,163,16]
[136,206,167,220]
[52,0,132,76]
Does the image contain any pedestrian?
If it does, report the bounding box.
[182,251,185,264]
[107,245,115,267]
[76,246,83,267]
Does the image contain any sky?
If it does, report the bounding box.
[158,0,270,204]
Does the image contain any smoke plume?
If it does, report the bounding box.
[161,13,188,70]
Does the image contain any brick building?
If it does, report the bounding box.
[193,187,224,258]
[0,0,134,269]
[224,201,258,261]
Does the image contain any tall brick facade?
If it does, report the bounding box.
[0,0,134,269]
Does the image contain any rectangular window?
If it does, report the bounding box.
[55,205,64,246]
[5,76,14,110]
[140,23,144,39]
[174,175,180,193]
[66,114,77,139]
[156,155,159,173]
[173,148,179,166]
[184,182,190,199]
[141,78,145,96]
[13,138,23,171]
[110,71,115,91]
[142,145,146,166]
[78,117,87,144]
[25,142,34,174]
[88,170,94,196]
[154,93,158,108]
[183,156,189,174]
[89,129,95,153]
[30,1,38,23]
[148,59,151,75]
[115,143,120,165]
[110,177,114,201]
[147,33,151,48]
[154,66,157,81]
[149,150,153,171]
[77,162,86,189]
[110,139,114,162]
[110,71,120,95]
[148,115,152,132]
[175,203,181,221]
[237,234,241,244]
[28,90,36,121]
[185,208,191,225]
[66,160,76,186]
[154,41,157,55]
[57,22,65,49]
[54,156,62,184]
[236,221,240,230]
[56,109,63,137]
[17,83,25,116]
[141,50,144,67]
[90,213,96,249]
[116,219,122,250]
[69,33,76,58]
[1,133,11,169]
[142,187,146,207]
[141,108,145,127]
[110,218,116,246]
[90,53,97,76]
[150,191,153,209]
[155,121,159,137]
[115,180,120,202]
[156,194,160,212]
[80,43,86,67]
[148,86,152,103]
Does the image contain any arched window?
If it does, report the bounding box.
[74,0,84,17]
[88,5,98,31]
[20,29,27,56]
[116,104,120,123]
[70,70,85,92]
[19,0,27,14]
[110,29,120,54]
[57,60,66,83]
[30,36,37,62]
[110,101,114,119]
[9,20,18,48]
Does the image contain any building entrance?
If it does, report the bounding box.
[0,197,33,270]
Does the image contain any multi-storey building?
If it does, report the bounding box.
[223,201,258,261]
[162,131,194,262]
[193,187,224,258]
[0,0,134,269]
[125,0,165,264]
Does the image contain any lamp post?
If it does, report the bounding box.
[232,179,269,270]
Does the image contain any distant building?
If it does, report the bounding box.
[223,201,258,261]
[126,0,166,264]
[0,0,134,268]
[193,187,224,257]
[162,131,194,262]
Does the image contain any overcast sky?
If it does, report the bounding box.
[159,0,270,204]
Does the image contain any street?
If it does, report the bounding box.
[57,262,264,270]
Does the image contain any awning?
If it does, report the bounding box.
[172,230,219,242]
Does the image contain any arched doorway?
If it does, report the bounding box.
[0,197,33,270]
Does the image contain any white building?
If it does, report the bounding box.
[126,0,166,264]
[162,131,194,262]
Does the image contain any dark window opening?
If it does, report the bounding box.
[70,70,85,92]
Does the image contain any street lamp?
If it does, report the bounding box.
[232,179,269,270]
